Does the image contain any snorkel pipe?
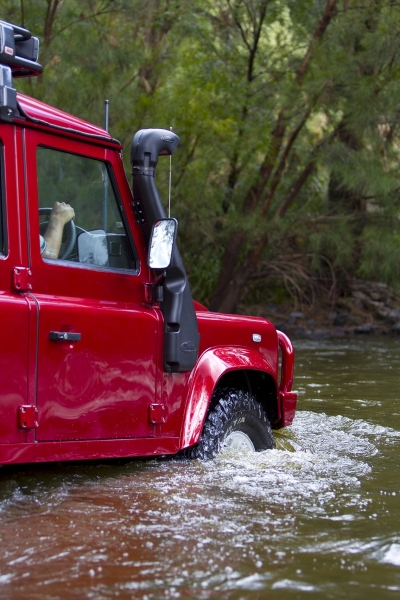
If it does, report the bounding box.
[131,129,179,243]
[131,129,199,373]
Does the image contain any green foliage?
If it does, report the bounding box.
[309,219,355,270]
[357,223,400,291]
[5,0,400,307]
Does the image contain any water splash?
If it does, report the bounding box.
[0,393,399,597]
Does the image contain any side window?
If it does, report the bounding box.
[37,147,137,270]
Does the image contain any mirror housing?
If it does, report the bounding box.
[148,218,177,270]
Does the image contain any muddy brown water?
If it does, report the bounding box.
[0,338,399,599]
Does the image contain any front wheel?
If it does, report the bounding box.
[186,388,275,460]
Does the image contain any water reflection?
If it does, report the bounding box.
[0,338,399,598]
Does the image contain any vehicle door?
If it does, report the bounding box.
[0,123,33,445]
[25,129,159,442]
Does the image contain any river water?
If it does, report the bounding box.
[0,338,399,599]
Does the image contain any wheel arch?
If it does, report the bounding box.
[214,369,278,426]
[179,347,278,449]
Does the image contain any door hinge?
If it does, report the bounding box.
[148,404,166,424]
[18,405,39,429]
[13,267,32,292]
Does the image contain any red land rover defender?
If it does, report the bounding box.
[0,21,297,464]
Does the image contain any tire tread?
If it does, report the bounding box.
[185,387,274,460]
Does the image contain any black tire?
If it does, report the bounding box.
[186,387,275,460]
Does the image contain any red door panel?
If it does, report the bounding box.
[35,298,158,441]
[24,129,160,442]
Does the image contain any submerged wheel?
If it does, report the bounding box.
[186,388,275,460]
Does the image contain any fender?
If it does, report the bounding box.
[276,330,297,428]
[180,346,276,448]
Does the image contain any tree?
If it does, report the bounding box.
[170,0,400,312]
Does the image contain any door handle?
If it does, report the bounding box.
[49,331,82,342]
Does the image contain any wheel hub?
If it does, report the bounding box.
[224,431,255,452]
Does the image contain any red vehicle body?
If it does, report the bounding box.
[0,21,296,465]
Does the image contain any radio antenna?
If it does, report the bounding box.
[104,99,109,132]
[103,100,109,231]
[168,126,172,218]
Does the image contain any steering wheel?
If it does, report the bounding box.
[39,207,76,260]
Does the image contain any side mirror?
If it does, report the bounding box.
[148,218,177,269]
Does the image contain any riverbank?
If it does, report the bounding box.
[247,279,400,339]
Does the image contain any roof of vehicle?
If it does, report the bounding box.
[16,93,120,145]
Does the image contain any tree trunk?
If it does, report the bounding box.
[208,231,246,312]
[328,121,364,214]
[209,231,269,314]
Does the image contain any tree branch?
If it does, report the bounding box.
[261,105,312,217]
[44,0,61,49]
[20,0,25,27]
[276,159,315,218]
[296,0,339,84]
[53,3,117,41]
[228,0,252,52]
[242,0,339,215]
[228,0,269,81]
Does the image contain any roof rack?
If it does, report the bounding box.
[0,20,43,122]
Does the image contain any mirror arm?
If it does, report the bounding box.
[153,271,166,286]
[144,280,164,304]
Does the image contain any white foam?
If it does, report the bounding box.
[381,543,400,566]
